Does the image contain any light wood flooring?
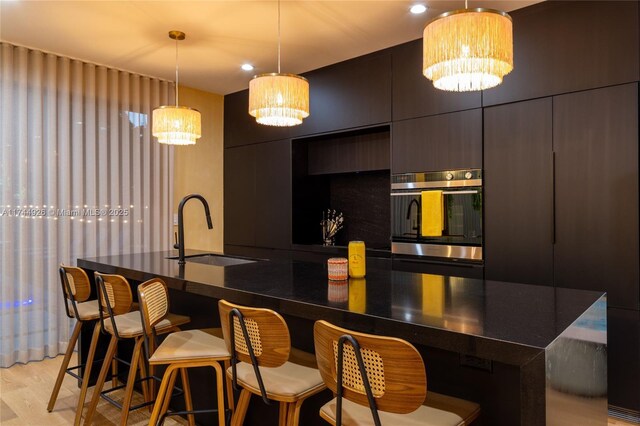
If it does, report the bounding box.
[0,354,186,425]
[1,354,638,425]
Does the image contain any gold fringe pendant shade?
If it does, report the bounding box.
[152,106,201,145]
[423,8,513,92]
[152,30,202,145]
[248,0,309,127]
[249,73,309,127]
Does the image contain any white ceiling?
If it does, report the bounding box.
[0,1,540,95]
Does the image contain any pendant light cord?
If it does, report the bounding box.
[277,0,281,74]
[175,36,179,106]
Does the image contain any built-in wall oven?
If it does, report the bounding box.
[391,169,482,261]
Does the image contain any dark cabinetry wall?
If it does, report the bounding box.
[254,140,292,249]
[224,139,291,249]
[483,1,640,106]
[392,109,482,173]
[391,39,481,121]
[290,53,392,137]
[553,83,639,310]
[307,127,390,175]
[484,98,554,285]
[224,145,255,246]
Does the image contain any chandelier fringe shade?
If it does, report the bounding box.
[152,30,202,145]
[248,0,310,127]
[423,8,513,92]
[249,73,309,127]
[152,106,202,145]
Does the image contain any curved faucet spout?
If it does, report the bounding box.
[406,198,421,238]
[175,194,213,264]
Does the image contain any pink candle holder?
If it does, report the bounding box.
[327,257,348,281]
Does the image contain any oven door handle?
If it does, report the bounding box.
[391,190,479,196]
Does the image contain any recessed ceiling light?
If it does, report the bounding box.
[241,63,254,71]
[410,4,427,14]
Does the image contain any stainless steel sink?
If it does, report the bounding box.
[167,253,263,267]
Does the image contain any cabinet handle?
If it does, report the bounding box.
[552,151,556,245]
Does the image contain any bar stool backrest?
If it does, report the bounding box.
[218,299,290,368]
[94,272,133,339]
[313,320,427,415]
[137,278,170,336]
[59,265,92,319]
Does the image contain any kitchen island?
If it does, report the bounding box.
[78,250,607,426]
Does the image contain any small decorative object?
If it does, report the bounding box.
[348,240,366,278]
[327,280,349,303]
[321,209,344,246]
[327,257,348,281]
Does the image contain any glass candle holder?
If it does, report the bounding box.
[327,257,348,281]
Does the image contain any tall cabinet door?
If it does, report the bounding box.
[254,140,291,250]
[224,145,256,247]
[484,98,554,285]
[554,83,639,310]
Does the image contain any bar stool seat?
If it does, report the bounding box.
[314,320,480,426]
[82,273,191,426]
[69,299,101,320]
[320,397,476,426]
[138,279,232,426]
[48,265,110,426]
[218,299,327,426]
[230,361,325,398]
[149,329,229,362]
[103,310,190,338]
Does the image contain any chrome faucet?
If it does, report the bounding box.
[406,198,421,238]
[174,194,213,264]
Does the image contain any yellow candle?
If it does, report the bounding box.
[348,240,366,278]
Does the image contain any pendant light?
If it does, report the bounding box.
[248,0,309,127]
[152,31,201,145]
[422,0,513,92]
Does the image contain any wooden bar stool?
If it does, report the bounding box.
[82,273,190,426]
[48,265,110,426]
[313,320,481,426]
[137,278,232,426]
[218,300,326,426]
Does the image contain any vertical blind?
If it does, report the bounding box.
[0,42,175,367]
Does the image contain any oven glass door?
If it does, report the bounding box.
[391,188,482,246]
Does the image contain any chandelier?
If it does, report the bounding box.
[423,4,513,92]
[248,0,309,127]
[152,31,202,145]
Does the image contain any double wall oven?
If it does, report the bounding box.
[391,169,482,261]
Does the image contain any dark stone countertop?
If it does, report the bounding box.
[77,250,605,367]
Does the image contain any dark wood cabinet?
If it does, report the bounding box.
[608,307,640,412]
[254,140,292,249]
[391,39,481,121]
[224,140,292,250]
[306,126,390,175]
[290,53,392,137]
[484,98,554,286]
[224,90,290,147]
[553,83,639,310]
[224,145,256,246]
[391,109,482,173]
[483,1,640,107]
